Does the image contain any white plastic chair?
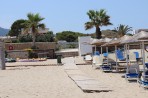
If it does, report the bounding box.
[92,55,103,68]
[129,52,137,63]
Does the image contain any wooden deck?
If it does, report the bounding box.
[63,57,112,93]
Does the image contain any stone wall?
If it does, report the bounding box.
[5,42,56,50]
[7,50,28,59]
[6,49,55,59]
[56,52,78,58]
[5,42,56,59]
[58,42,78,49]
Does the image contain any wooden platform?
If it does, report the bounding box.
[63,57,112,93]
[64,64,79,70]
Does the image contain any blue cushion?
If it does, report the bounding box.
[145,63,148,69]
[102,66,111,70]
[134,52,139,59]
[94,51,100,56]
[116,50,125,61]
[103,53,108,57]
[141,81,148,85]
[126,73,138,77]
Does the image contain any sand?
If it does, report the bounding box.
[0,58,147,98]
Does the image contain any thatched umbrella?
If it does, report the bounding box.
[90,38,112,54]
[137,31,148,80]
[121,31,148,44]
[102,38,120,71]
[90,39,103,54]
[102,35,132,72]
[90,39,105,45]
[99,38,112,54]
[101,38,117,67]
[137,31,148,41]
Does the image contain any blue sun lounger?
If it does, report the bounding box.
[115,50,126,61]
[138,70,148,89]
[125,63,139,82]
[101,53,112,72]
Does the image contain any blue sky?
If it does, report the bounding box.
[0,0,148,34]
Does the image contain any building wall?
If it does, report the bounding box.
[57,42,78,49]
[5,42,56,50]
[56,52,78,58]
[5,42,56,59]
[78,36,92,56]
[6,49,55,59]
[7,50,28,59]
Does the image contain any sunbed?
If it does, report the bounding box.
[138,70,148,89]
[125,63,139,82]
[92,55,103,68]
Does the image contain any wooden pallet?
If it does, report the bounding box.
[63,62,112,93]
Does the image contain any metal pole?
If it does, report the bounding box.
[128,44,130,64]
[142,41,145,80]
[125,44,129,74]
[101,46,102,55]
[95,45,96,54]
[124,45,126,57]
[128,44,130,55]
[115,45,118,71]
[140,43,143,59]
[106,47,109,65]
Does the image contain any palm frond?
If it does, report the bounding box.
[86,9,112,27]
[38,23,45,29]
[85,22,94,30]
[114,24,132,37]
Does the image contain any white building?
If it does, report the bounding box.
[0,36,17,42]
[78,36,92,56]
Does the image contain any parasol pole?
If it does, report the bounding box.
[140,43,143,59]
[101,46,103,55]
[142,41,145,80]
[95,45,96,55]
[106,47,109,65]
[115,45,118,71]
[125,43,129,74]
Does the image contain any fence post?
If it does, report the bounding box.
[0,42,5,70]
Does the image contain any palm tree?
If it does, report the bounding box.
[114,24,132,37]
[23,13,45,48]
[85,9,112,39]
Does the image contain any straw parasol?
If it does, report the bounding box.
[137,31,148,41]
[90,39,105,45]
[102,38,117,47]
[90,38,111,45]
[122,31,148,44]
[101,35,132,72]
[89,38,111,55]
[120,35,133,44]
[137,31,148,79]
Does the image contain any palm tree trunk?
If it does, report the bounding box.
[32,33,36,47]
[32,27,36,48]
[96,26,102,39]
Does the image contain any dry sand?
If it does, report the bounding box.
[0,58,147,98]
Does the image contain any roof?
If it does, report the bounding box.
[90,38,112,45]
[103,35,132,46]
[55,48,78,53]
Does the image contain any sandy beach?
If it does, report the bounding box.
[0,58,147,98]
